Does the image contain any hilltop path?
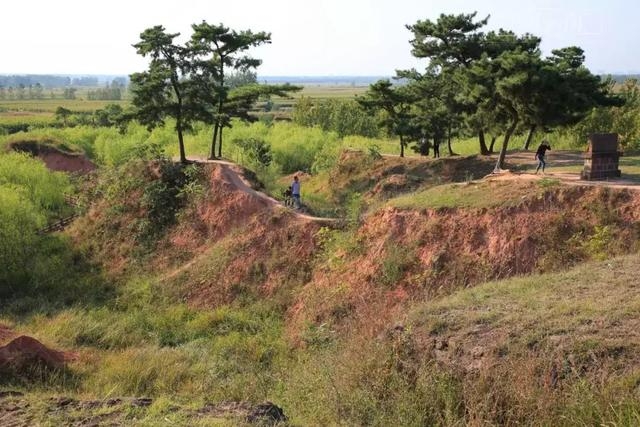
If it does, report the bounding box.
[485,150,640,191]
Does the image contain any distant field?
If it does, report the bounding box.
[296,85,368,99]
[0,86,368,121]
[0,99,129,113]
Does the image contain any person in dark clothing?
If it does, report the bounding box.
[535,140,551,174]
[283,186,293,207]
[433,139,440,158]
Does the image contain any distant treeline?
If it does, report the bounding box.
[260,75,389,86]
[610,75,640,84]
[0,75,128,88]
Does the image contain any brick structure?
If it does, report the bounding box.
[581,133,622,180]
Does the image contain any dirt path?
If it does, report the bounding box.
[486,150,640,191]
[485,170,640,190]
[189,157,340,224]
[162,157,339,282]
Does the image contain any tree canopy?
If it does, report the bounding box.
[358,12,622,168]
[130,22,300,163]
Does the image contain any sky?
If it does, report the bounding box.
[2,0,639,77]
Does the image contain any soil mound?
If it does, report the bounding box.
[9,140,96,174]
[0,336,66,373]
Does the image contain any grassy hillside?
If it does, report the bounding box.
[3,144,640,425]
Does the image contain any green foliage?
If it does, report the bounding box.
[0,152,108,303]
[380,244,416,287]
[140,162,200,241]
[571,79,640,149]
[315,226,364,272]
[345,192,365,228]
[0,151,71,212]
[264,122,340,174]
[0,185,44,295]
[233,136,272,168]
[358,79,418,157]
[582,225,615,261]
[92,155,204,248]
[537,177,561,189]
[292,97,379,137]
[368,143,383,160]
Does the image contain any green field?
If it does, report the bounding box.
[296,85,368,99]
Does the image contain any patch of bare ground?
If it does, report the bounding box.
[0,394,286,426]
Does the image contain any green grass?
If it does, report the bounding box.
[388,179,542,209]
[295,85,369,99]
[5,113,640,425]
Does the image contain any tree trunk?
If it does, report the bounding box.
[177,127,187,164]
[209,123,219,160]
[447,123,457,156]
[399,135,405,158]
[489,135,497,153]
[494,118,519,173]
[479,129,490,155]
[217,126,223,158]
[176,106,187,163]
[216,61,225,158]
[522,124,537,150]
[171,75,187,163]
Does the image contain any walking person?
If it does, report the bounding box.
[535,139,552,174]
[291,175,301,210]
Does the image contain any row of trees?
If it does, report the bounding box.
[130,22,301,163]
[0,75,71,88]
[0,79,128,100]
[87,82,126,100]
[54,104,124,128]
[358,12,621,170]
[0,84,46,100]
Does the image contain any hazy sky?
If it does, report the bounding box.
[2,0,638,76]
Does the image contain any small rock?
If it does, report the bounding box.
[246,401,287,424]
[51,396,75,408]
[131,397,153,407]
[105,398,122,406]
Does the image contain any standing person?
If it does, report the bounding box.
[535,139,552,174]
[291,175,301,210]
[433,138,440,158]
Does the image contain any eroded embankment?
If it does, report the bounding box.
[71,160,640,343]
[9,140,96,174]
[288,185,640,341]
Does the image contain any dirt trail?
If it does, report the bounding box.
[485,170,640,190]
[189,157,340,224]
[162,157,339,282]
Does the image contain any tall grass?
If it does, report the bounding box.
[0,152,108,302]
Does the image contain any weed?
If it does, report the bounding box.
[380,244,416,287]
[537,177,561,188]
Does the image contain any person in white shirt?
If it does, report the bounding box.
[291,175,301,210]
